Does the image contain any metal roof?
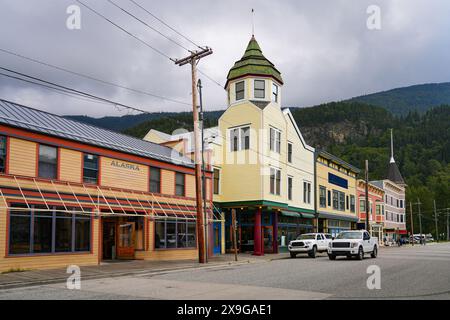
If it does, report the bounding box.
[0,99,194,168]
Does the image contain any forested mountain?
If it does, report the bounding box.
[347,82,450,116]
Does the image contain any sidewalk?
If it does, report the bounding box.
[0,253,289,290]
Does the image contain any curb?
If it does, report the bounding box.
[0,259,257,290]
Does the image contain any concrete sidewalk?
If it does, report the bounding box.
[0,253,289,290]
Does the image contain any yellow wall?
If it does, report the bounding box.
[316,158,357,219]
[8,138,37,177]
[161,169,175,195]
[100,156,148,192]
[59,148,82,183]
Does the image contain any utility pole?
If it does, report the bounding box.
[365,160,370,233]
[417,198,424,245]
[433,200,439,242]
[446,208,449,241]
[409,201,414,246]
[175,47,213,263]
[198,79,208,262]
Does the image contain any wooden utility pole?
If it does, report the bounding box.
[433,200,439,242]
[175,47,213,263]
[409,201,414,246]
[446,208,449,241]
[231,209,238,261]
[417,198,424,245]
[365,160,370,233]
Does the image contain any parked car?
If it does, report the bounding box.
[328,230,378,260]
[288,233,332,258]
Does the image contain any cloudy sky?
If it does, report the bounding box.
[0,0,449,117]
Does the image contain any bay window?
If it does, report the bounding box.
[254,79,265,98]
[235,81,245,100]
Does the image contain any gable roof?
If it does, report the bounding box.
[0,99,194,167]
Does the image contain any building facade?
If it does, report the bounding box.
[371,130,407,242]
[0,99,222,272]
[356,179,385,243]
[315,150,360,237]
[145,36,316,255]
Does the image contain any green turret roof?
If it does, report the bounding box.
[225,36,283,88]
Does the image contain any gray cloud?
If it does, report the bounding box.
[0,0,449,117]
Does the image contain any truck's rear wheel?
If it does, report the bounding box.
[371,246,378,258]
[357,247,364,260]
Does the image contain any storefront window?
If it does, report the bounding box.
[8,204,91,255]
[154,219,196,249]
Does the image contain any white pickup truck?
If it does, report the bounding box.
[327,230,378,260]
[288,233,332,258]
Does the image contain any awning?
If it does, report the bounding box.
[398,230,408,235]
[317,211,359,222]
[0,175,224,222]
[281,211,301,218]
[301,213,315,219]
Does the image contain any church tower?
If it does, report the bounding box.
[225,36,283,109]
[386,129,406,186]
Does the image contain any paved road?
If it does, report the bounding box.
[0,243,449,300]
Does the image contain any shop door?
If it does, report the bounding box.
[262,226,274,253]
[102,221,116,260]
[213,222,221,255]
[117,222,135,259]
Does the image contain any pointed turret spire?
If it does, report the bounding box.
[390,128,395,163]
[386,128,406,185]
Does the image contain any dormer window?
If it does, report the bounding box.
[254,80,265,99]
[235,81,245,100]
[272,83,279,102]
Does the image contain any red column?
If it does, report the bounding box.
[253,208,263,256]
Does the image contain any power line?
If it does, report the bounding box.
[128,0,202,49]
[76,0,174,61]
[0,47,190,106]
[106,0,192,52]
[0,67,156,115]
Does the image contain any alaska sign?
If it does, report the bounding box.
[110,160,140,171]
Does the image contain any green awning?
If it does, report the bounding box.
[281,211,301,218]
[301,213,316,219]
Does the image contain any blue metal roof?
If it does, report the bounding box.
[0,99,194,168]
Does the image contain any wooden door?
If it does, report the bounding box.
[116,222,135,259]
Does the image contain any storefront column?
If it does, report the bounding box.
[272,211,278,254]
[253,208,263,256]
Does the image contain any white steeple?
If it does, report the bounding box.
[390,128,395,163]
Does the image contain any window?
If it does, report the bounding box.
[287,176,293,200]
[346,196,349,210]
[83,154,98,184]
[287,143,293,163]
[376,204,381,215]
[319,186,326,208]
[333,190,345,211]
[229,126,250,151]
[213,168,220,195]
[350,195,355,213]
[303,181,311,204]
[400,200,403,208]
[0,136,6,173]
[270,168,281,195]
[149,167,161,193]
[38,145,57,179]
[360,199,366,213]
[241,126,250,150]
[154,219,196,249]
[8,204,91,255]
[397,199,399,208]
[254,79,265,98]
[272,83,279,102]
[328,190,331,206]
[175,172,185,196]
[235,81,244,100]
[269,128,281,153]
